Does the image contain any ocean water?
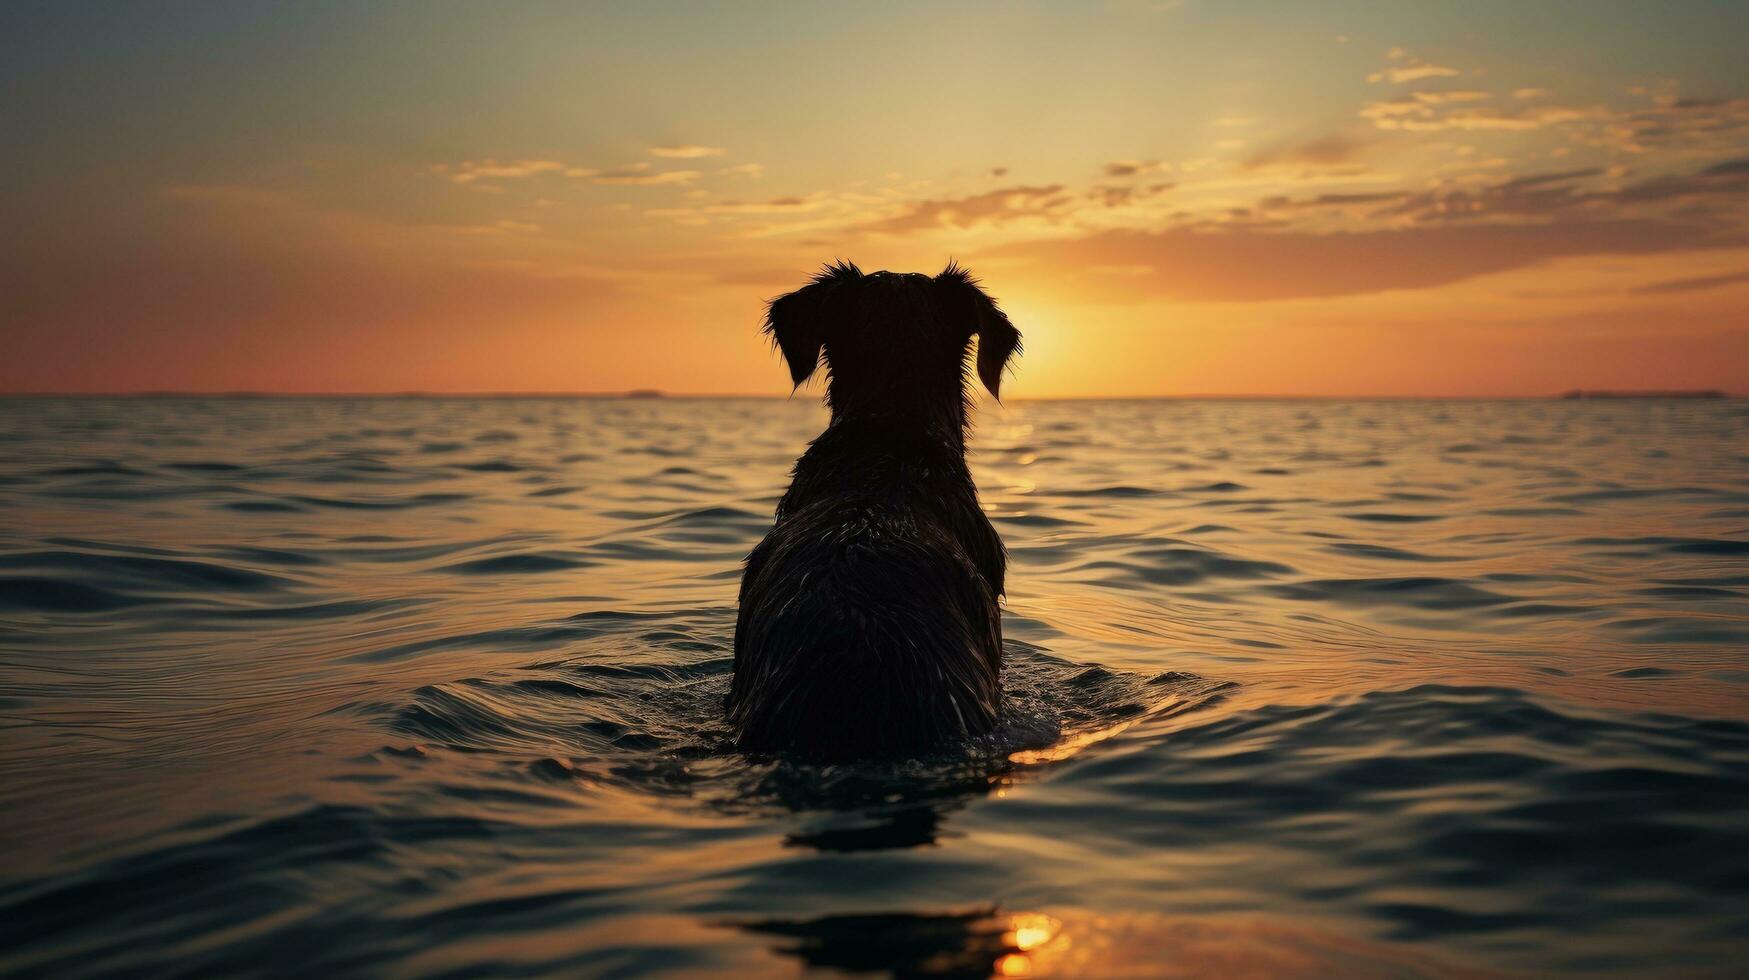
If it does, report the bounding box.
[1,396,1746,978]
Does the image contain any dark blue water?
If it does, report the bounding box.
[1,397,1746,977]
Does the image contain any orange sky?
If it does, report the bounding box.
[4,2,1747,396]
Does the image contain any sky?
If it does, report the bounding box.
[3,0,1747,397]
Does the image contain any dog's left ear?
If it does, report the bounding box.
[765,261,862,387]
[936,261,1021,399]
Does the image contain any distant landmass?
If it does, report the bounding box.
[1558,390,1728,400]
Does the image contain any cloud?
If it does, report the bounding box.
[438,159,566,183]
[1104,160,1170,178]
[1256,191,1407,212]
[1607,96,1749,151]
[1409,90,1491,105]
[1384,158,1749,224]
[1364,61,1462,85]
[1608,156,1749,204]
[716,163,765,178]
[1627,270,1749,294]
[590,163,702,185]
[1243,134,1369,170]
[1376,169,1602,223]
[1355,86,1749,149]
[649,145,727,158]
[863,184,1072,234]
[986,217,1744,302]
[647,195,828,223]
[1361,99,1603,131]
[1089,183,1175,208]
[432,158,709,187]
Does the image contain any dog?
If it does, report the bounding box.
[728,261,1021,759]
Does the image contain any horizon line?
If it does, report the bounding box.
[0,389,1737,401]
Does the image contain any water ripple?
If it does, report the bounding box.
[1,396,1745,976]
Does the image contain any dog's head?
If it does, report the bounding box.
[765,261,1021,422]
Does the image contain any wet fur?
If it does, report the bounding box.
[729,262,1021,759]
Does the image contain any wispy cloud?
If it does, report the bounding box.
[1104,160,1171,177]
[1243,134,1370,170]
[437,159,566,183]
[648,195,827,223]
[1367,49,1461,85]
[1628,269,1749,294]
[1608,96,1749,151]
[591,163,702,185]
[650,193,832,227]
[1284,158,1749,228]
[1361,98,1603,132]
[1356,86,1749,150]
[989,217,1743,302]
[1255,190,1407,212]
[649,144,727,158]
[433,158,706,187]
[1088,183,1175,208]
[864,184,1073,234]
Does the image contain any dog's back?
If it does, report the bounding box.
[730,420,1005,757]
[727,263,1021,759]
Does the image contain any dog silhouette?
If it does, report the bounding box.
[729,261,1021,758]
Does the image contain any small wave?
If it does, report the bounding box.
[0,576,162,613]
[442,553,594,574]
[1575,536,1749,557]
[220,500,308,513]
[0,550,291,592]
[1546,485,1725,504]
[989,513,1084,528]
[1078,546,1294,587]
[659,505,770,527]
[1054,684,1749,966]
[187,598,414,622]
[1052,485,1167,498]
[1324,542,1465,563]
[162,461,246,472]
[1602,616,1749,645]
[212,546,327,567]
[362,641,1230,826]
[1266,576,1513,611]
[38,462,150,477]
[286,492,472,510]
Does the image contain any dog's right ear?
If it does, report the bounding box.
[764,261,862,387]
